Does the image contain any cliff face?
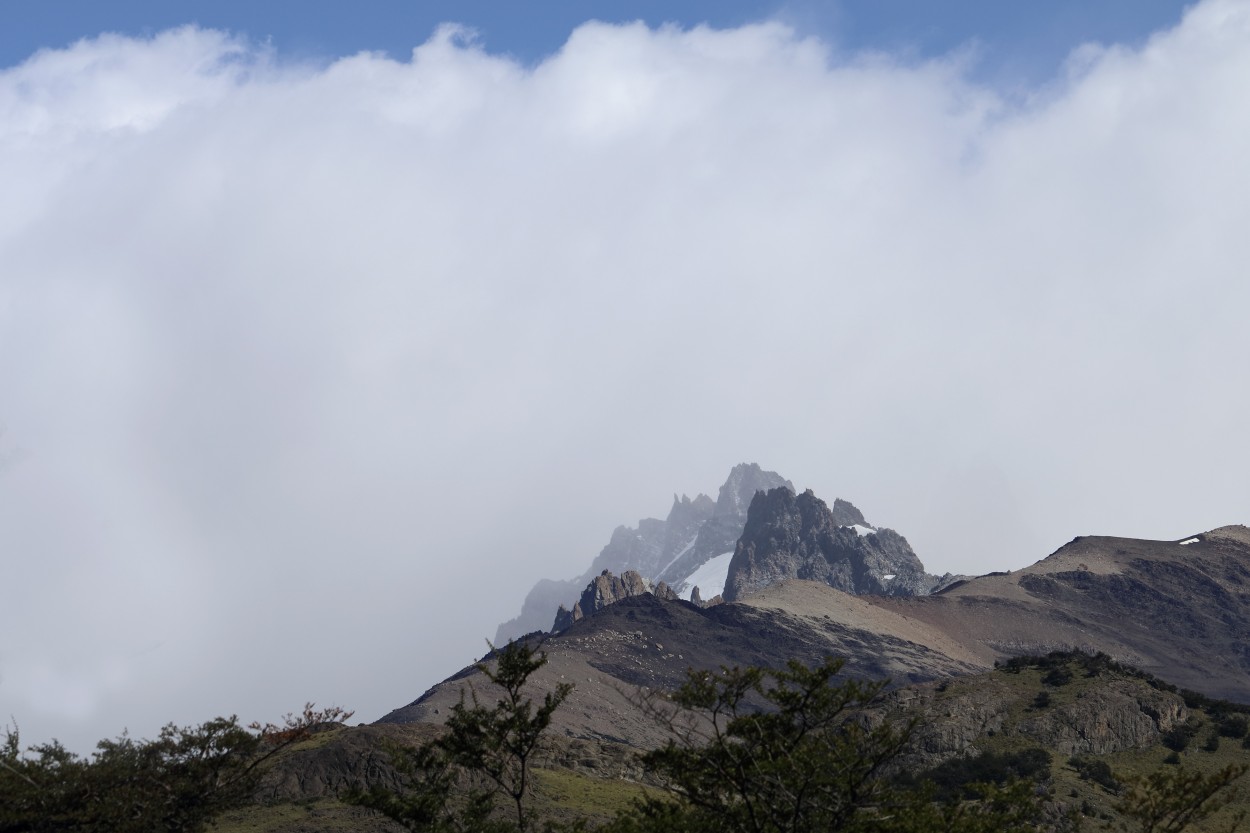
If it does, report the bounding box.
[724,487,950,602]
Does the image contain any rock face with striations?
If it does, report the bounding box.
[552,570,678,631]
[495,463,791,644]
[584,494,716,581]
[724,487,952,602]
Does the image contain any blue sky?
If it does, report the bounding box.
[1,1,1191,83]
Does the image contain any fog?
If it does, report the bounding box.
[2,2,1249,752]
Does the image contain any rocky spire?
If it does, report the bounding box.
[552,570,679,631]
[723,487,946,602]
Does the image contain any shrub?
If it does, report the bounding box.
[1217,714,1249,739]
[1069,755,1121,793]
[1162,722,1199,752]
[1042,666,1074,687]
[912,747,1052,801]
[1112,762,1249,833]
[613,658,1046,833]
[346,639,571,833]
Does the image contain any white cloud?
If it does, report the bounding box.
[2,3,1249,751]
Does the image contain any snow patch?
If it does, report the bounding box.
[844,524,876,537]
[882,574,896,580]
[1179,537,1200,546]
[658,534,699,578]
[681,552,735,601]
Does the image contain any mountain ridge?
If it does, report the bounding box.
[395,520,1250,748]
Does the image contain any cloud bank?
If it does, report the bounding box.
[3,3,1250,750]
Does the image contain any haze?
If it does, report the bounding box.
[2,1,1248,753]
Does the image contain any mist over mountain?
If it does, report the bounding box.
[6,0,1250,764]
[494,463,791,643]
[495,464,946,643]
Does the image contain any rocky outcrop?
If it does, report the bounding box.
[689,585,724,608]
[831,498,868,527]
[552,570,679,631]
[882,664,1192,772]
[497,463,792,643]
[1015,681,1188,755]
[254,723,427,802]
[724,487,950,602]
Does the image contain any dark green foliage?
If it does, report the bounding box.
[1042,666,1074,687]
[608,658,1044,833]
[1109,762,1247,833]
[1182,690,1209,710]
[1218,714,1249,739]
[1034,690,1052,709]
[348,640,573,832]
[908,748,1051,802]
[345,741,503,833]
[0,705,348,833]
[1163,751,1182,765]
[1000,650,1110,676]
[1202,733,1221,753]
[348,648,1249,833]
[1162,721,1199,753]
[617,658,909,832]
[997,651,1250,711]
[863,780,1044,833]
[1069,755,1120,793]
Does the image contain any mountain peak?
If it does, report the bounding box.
[495,464,891,643]
[723,486,944,602]
[713,462,794,520]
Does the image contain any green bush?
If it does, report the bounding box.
[604,658,1047,833]
[1217,714,1249,739]
[1,705,350,833]
[346,639,572,833]
[1162,721,1199,752]
[1042,666,1074,687]
[909,747,1051,801]
[1069,755,1121,793]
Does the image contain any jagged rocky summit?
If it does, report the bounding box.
[496,463,952,642]
[494,462,792,643]
[724,487,955,601]
[552,570,679,631]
